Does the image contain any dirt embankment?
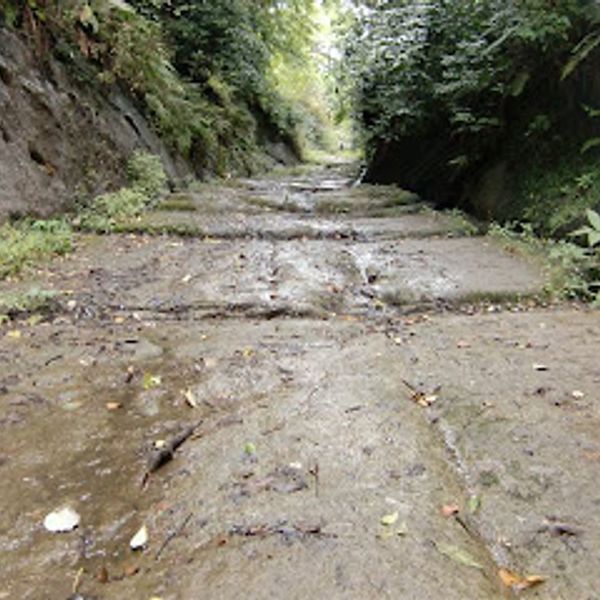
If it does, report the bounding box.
[0,27,189,222]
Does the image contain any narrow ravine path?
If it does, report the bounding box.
[0,163,598,599]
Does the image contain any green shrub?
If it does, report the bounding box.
[0,288,59,318]
[76,151,167,232]
[127,150,168,201]
[93,187,147,218]
[0,219,73,280]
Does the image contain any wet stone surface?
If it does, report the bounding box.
[0,163,598,599]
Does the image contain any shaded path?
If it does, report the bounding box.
[0,163,598,599]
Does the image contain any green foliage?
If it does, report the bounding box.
[127,150,167,201]
[77,151,167,232]
[122,0,324,167]
[0,288,59,319]
[2,1,331,174]
[489,219,600,303]
[343,1,585,161]
[516,152,600,238]
[571,209,600,247]
[0,219,73,280]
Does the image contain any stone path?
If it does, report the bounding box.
[0,164,598,599]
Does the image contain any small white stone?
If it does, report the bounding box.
[44,507,80,533]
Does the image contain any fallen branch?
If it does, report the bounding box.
[155,512,194,561]
[141,419,203,487]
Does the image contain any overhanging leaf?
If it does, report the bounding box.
[562,29,600,80]
[581,137,600,154]
[586,209,600,231]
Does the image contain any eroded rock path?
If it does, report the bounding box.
[0,164,598,599]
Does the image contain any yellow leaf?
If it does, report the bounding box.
[381,512,399,526]
[499,568,546,590]
[143,373,161,390]
[6,330,21,339]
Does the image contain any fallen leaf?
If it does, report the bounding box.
[181,274,192,284]
[499,568,546,591]
[62,401,83,412]
[437,542,483,570]
[96,566,109,583]
[532,364,548,371]
[411,391,437,407]
[130,525,148,550]
[183,388,197,408]
[402,380,439,407]
[114,316,125,324]
[572,390,585,399]
[468,495,481,514]
[244,442,257,456]
[124,564,139,577]
[381,512,399,526]
[154,440,167,449]
[44,507,81,533]
[6,330,21,339]
[377,523,407,540]
[441,504,460,517]
[143,373,161,390]
[106,402,121,411]
[393,337,403,345]
[242,347,254,358]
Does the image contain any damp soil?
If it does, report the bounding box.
[0,162,598,600]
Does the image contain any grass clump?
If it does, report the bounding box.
[0,219,73,280]
[489,218,600,304]
[127,151,168,202]
[0,152,167,278]
[0,288,59,321]
[76,151,168,233]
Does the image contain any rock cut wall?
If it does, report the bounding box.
[0,27,189,221]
